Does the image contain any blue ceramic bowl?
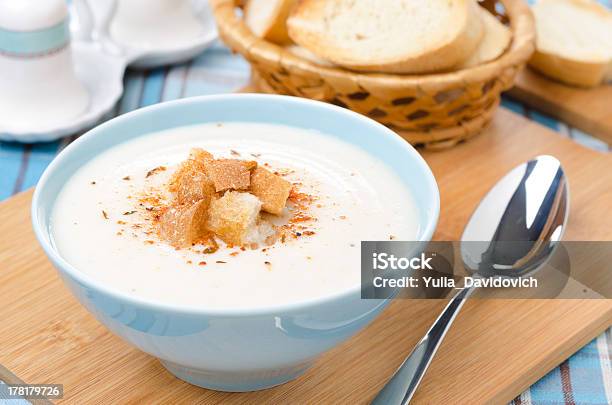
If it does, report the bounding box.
[32,94,439,392]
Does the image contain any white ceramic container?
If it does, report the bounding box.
[0,0,89,131]
[76,0,217,68]
[110,0,204,50]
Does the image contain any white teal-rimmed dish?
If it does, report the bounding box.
[32,94,439,392]
[0,41,124,142]
[0,0,122,142]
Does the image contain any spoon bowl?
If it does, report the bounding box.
[461,155,568,278]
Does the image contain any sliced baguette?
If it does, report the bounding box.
[244,0,297,44]
[529,0,612,87]
[286,0,484,74]
[459,7,512,68]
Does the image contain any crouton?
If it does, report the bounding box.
[207,159,257,192]
[245,219,277,246]
[250,167,292,215]
[207,191,263,246]
[159,199,210,248]
[189,148,214,164]
[168,155,215,206]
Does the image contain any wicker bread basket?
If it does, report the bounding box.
[212,0,535,149]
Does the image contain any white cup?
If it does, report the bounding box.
[109,0,204,50]
[0,0,89,130]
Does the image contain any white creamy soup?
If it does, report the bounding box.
[51,122,420,308]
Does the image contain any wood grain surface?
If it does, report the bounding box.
[0,363,51,405]
[509,67,612,143]
[1,108,612,404]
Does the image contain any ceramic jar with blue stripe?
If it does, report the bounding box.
[0,0,89,130]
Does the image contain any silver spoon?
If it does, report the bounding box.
[372,155,568,405]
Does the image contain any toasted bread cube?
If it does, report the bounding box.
[207,159,257,192]
[207,191,262,246]
[168,157,215,206]
[250,167,292,215]
[159,199,210,248]
[245,219,277,246]
[189,148,214,163]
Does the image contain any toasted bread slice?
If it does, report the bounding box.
[208,191,263,246]
[287,0,484,74]
[159,199,210,248]
[207,159,257,193]
[529,0,612,87]
[168,150,215,206]
[250,167,292,215]
[459,7,512,68]
[245,0,297,44]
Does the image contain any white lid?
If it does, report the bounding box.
[0,0,68,31]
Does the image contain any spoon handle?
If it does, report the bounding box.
[371,286,475,405]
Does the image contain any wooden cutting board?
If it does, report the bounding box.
[1,108,612,405]
[509,67,612,143]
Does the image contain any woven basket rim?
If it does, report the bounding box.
[212,0,536,87]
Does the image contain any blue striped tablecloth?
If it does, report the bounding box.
[1,40,611,405]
